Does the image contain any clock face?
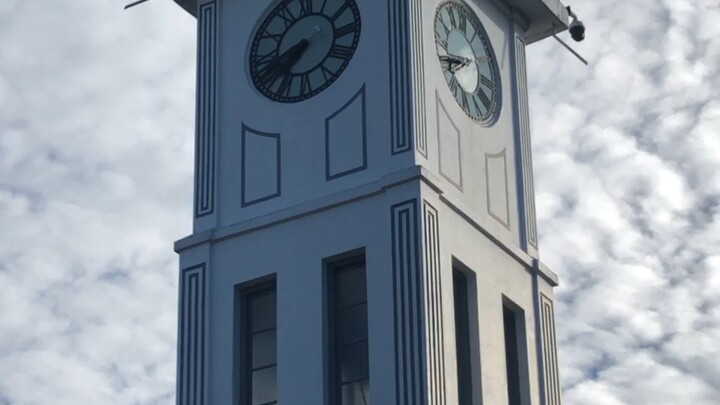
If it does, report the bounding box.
[434,1,501,125]
[249,0,361,103]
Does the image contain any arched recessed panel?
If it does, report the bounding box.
[436,93,463,190]
[241,125,281,207]
[326,86,367,181]
[486,150,510,229]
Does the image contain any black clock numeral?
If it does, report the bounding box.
[458,13,467,32]
[277,74,294,96]
[331,1,350,21]
[335,21,359,38]
[277,6,297,27]
[477,87,492,111]
[255,52,277,68]
[447,8,457,27]
[460,92,470,112]
[320,64,334,80]
[435,31,448,50]
[259,32,283,43]
[300,74,312,94]
[472,95,483,115]
[480,74,494,91]
[327,44,353,60]
[298,0,313,15]
[448,75,460,94]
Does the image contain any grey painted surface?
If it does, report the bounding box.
[176,0,564,404]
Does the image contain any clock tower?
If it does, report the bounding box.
[171,0,568,404]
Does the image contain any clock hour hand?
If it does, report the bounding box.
[278,39,310,70]
[440,54,472,73]
[258,39,310,85]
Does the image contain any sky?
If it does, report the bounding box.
[0,0,718,404]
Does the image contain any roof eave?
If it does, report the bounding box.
[174,0,196,17]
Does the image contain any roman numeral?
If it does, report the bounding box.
[255,52,276,68]
[460,93,470,111]
[335,21,359,38]
[300,74,312,94]
[472,95,483,114]
[277,75,294,96]
[448,75,460,94]
[331,2,350,21]
[260,32,283,43]
[320,64,334,80]
[447,8,457,27]
[327,44,353,59]
[480,74,494,90]
[298,0,313,15]
[435,31,448,50]
[477,87,492,111]
[277,6,296,27]
[458,13,467,32]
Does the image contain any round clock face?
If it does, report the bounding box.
[434,1,501,125]
[249,0,361,103]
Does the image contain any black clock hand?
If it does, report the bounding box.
[440,54,473,73]
[258,39,310,86]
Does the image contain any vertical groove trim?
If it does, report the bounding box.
[392,199,427,405]
[515,37,538,248]
[541,294,562,405]
[388,0,426,155]
[178,264,207,405]
[423,201,446,405]
[195,1,218,218]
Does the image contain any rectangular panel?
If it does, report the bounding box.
[391,200,426,405]
[424,202,446,405]
[541,294,562,405]
[195,1,218,218]
[515,37,538,248]
[178,264,207,405]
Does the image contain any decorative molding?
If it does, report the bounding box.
[423,202,446,405]
[391,199,426,405]
[326,85,368,181]
[436,93,463,190]
[177,264,207,405]
[485,150,511,229]
[388,0,426,155]
[241,125,281,207]
[194,1,217,218]
[515,37,538,248]
[540,294,562,405]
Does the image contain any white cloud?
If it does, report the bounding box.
[0,0,718,404]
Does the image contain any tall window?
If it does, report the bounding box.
[453,268,474,405]
[503,298,529,405]
[328,257,369,405]
[241,282,277,405]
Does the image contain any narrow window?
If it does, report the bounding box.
[453,269,473,404]
[329,257,369,405]
[242,283,277,405]
[503,298,529,405]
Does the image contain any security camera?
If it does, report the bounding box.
[569,20,585,42]
[566,6,585,42]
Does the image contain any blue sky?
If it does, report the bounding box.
[1,0,719,404]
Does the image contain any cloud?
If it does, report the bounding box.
[0,0,718,404]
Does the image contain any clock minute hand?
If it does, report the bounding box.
[278,39,310,70]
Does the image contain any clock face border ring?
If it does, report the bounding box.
[434,0,502,126]
[248,0,362,104]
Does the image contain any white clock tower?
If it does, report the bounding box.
[171,0,568,404]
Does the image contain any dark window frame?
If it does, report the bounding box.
[452,259,483,405]
[235,275,277,405]
[324,249,369,405]
[502,296,531,405]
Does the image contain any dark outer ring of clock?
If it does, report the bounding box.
[435,0,500,125]
[249,0,361,103]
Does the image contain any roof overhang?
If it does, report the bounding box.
[502,0,569,44]
[172,0,568,44]
[173,0,196,17]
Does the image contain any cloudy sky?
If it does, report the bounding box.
[0,0,718,404]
